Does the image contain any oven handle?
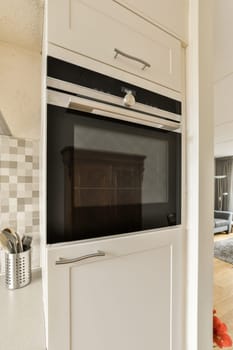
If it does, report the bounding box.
[68,98,180,132]
[55,250,106,265]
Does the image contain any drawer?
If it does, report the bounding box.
[48,0,182,91]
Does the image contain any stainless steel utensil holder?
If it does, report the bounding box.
[5,249,31,289]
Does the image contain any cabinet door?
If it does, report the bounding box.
[46,227,184,350]
[115,0,187,40]
[48,0,182,91]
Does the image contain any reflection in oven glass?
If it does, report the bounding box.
[62,148,145,238]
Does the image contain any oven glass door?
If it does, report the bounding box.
[47,104,181,244]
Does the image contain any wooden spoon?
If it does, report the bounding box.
[1,228,18,253]
[0,232,14,253]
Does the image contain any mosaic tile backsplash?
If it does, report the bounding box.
[0,135,40,272]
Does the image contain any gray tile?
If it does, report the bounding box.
[32,191,39,198]
[0,176,9,183]
[0,161,9,168]
[33,218,40,225]
[25,176,33,183]
[33,163,39,169]
[25,155,33,162]
[18,139,25,147]
[17,198,25,205]
[9,161,17,168]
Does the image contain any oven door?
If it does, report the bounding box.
[47,91,181,244]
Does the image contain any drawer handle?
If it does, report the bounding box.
[55,250,106,265]
[114,48,151,70]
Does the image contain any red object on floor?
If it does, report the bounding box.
[213,309,232,348]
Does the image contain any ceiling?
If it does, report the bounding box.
[214,0,233,157]
[0,0,44,52]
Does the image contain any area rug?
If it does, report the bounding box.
[214,238,233,264]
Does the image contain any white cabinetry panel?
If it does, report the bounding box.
[46,227,184,350]
[114,0,187,40]
[48,0,182,91]
[71,246,171,350]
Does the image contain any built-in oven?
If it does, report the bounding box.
[46,57,182,244]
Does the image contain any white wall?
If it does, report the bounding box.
[214,0,233,157]
[0,41,42,272]
[0,41,41,140]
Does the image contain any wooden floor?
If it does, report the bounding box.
[214,232,233,345]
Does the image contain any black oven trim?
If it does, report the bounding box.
[47,56,182,116]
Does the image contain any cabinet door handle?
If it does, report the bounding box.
[55,250,106,265]
[114,48,151,70]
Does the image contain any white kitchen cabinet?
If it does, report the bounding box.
[46,227,184,350]
[48,0,182,92]
[114,0,187,41]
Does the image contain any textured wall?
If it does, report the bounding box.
[0,0,43,52]
[0,135,40,272]
[0,42,41,140]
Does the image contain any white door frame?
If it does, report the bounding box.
[186,0,214,349]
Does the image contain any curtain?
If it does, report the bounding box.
[215,157,233,211]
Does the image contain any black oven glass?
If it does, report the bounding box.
[47,104,181,244]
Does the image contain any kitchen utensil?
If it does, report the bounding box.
[13,230,23,253]
[1,229,17,253]
[3,228,23,253]
[15,231,24,252]
[22,236,32,251]
[0,232,14,253]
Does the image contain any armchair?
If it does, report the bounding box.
[214,210,233,234]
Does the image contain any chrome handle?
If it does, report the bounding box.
[55,250,106,265]
[114,48,151,70]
